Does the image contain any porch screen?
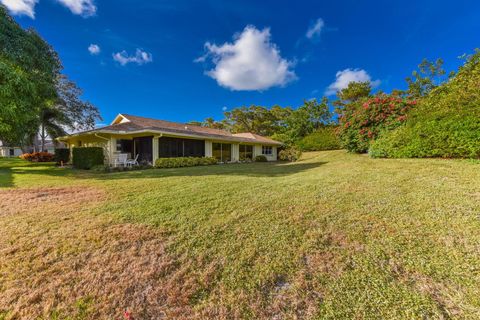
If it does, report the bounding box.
[159,137,205,158]
[239,145,253,160]
[212,143,231,162]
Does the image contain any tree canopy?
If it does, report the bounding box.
[0,7,100,148]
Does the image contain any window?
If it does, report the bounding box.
[159,137,205,158]
[77,141,82,147]
[212,143,231,162]
[262,146,273,155]
[9,148,14,156]
[239,144,253,161]
[116,139,133,154]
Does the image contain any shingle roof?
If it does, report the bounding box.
[68,114,282,145]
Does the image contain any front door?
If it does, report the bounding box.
[133,136,153,164]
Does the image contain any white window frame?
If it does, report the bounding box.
[262,146,272,155]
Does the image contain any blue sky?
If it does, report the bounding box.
[4,0,480,125]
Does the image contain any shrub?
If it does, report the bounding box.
[54,148,70,164]
[297,126,341,151]
[370,50,480,159]
[278,147,302,162]
[337,95,416,153]
[155,157,217,168]
[19,152,54,162]
[254,155,268,162]
[72,147,104,169]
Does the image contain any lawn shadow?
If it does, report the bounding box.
[0,158,327,184]
[0,159,75,188]
[89,160,327,181]
[0,167,14,188]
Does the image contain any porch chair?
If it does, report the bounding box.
[114,153,128,167]
[126,154,139,167]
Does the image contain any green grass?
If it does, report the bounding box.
[1,151,479,319]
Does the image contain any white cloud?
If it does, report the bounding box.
[88,44,100,55]
[197,25,296,91]
[1,0,95,18]
[1,0,38,18]
[222,106,227,111]
[325,68,380,95]
[56,0,96,16]
[306,18,325,39]
[112,49,153,66]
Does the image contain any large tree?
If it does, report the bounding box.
[0,6,101,148]
[0,6,60,145]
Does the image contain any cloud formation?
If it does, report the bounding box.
[113,49,153,66]
[88,44,100,55]
[56,0,96,16]
[306,18,325,39]
[197,25,296,91]
[1,0,95,18]
[325,68,380,95]
[1,0,38,18]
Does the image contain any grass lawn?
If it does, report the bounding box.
[1,150,479,319]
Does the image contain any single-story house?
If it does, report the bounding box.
[57,114,282,165]
[0,141,23,157]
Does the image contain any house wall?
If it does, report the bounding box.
[205,141,212,157]
[0,147,23,157]
[253,145,277,161]
[62,133,279,165]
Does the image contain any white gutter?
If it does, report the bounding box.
[94,133,110,141]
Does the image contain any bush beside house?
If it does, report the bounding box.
[72,147,104,169]
[54,148,70,164]
[155,157,217,168]
[278,147,302,162]
[254,155,268,162]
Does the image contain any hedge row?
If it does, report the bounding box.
[155,157,217,168]
[370,50,480,159]
[72,147,104,169]
[54,148,70,164]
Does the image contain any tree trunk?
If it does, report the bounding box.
[41,124,46,152]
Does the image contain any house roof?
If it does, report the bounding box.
[61,114,282,145]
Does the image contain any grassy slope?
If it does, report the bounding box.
[1,151,479,319]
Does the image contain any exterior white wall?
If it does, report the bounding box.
[232,143,240,162]
[0,147,22,157]
[253,144,277,161]
[152,137,159,164]
[0,147,23,157]
[205,140,213,157]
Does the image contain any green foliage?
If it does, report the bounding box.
[19,152,54,162]
[337,94,415,153]
[278,147,302,162]
[72,147,104,169]
[54,148,70,164]
[0,7,61,144]
[254,155,268,162]
[0,8,100,147]
[296,126,341,151]
[370,50,480,159]
[405,58,449,98]
[192,99,333,145]
[333,81,372,108]
[155,157,217,168]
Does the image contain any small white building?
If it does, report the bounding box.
[0,141,23,157]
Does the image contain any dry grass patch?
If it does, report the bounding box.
[0,187,104,216]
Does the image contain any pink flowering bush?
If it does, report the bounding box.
[337,95,416,153]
